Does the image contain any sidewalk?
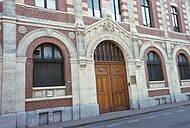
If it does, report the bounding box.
[35,100,190,128]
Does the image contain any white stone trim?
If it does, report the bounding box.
[25,95,73,102]
[139,41,169,63]
[17,28,77,59]
[172,45,190,62]
[33,86,66,90]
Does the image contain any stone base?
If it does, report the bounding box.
[174,93,188,102]
[130,98,140,110]
[80,103,99,118]
[0,113,16,128]
[0,104,99,128]
[139,95,172,108]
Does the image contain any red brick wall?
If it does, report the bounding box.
[181,87,190,93]
[24,0,35,6]
[26,98,72,111]
[136,26,164,36]
[83,16,100,25]
[16,5,75,23]
[148,89,170,97]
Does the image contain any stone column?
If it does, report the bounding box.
[185,0,190,34]
[73,0,84,28]
[16,57,26,112]
[1,0,17,114]
[78,60,99,118]
[166,43,182,103]
[126,0,137,34]
[70,59,80,120]
[159,0,169,37]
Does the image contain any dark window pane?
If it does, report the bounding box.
[178,54,190,80]
[33,44,64,87]
[141,0,151,27]
[147,51,164,81]
[171,6,180,32]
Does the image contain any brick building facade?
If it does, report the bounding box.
[0,0,190,127]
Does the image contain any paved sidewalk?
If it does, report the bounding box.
[34,101,190,128]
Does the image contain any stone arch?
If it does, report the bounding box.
[172,45,190,62]
[140,41,168,63]
[86,33,133,62]
[17,28,77,59]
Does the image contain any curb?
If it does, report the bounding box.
[64,101,190,128]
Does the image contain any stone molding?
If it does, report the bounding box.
[85,18,133,61]
[139,41,169,63]
[17,28,77,59]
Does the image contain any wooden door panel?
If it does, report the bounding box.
[96,65,113,113]
[110,65,129,111]
[96,63,129,113]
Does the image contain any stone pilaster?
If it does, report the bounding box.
[3,0,15,16]
[16,57,26,112]
[1,0,17,114]
[73,0,84,28]
[70,59,80,120]
[159,0,169,37]
[165,43,181,103]
[126,0,137,34]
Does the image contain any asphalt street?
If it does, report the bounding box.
[79,105,190,128]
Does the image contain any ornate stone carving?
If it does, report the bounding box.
[68,32,75,39]
[18,26,27,34]
[162,43,166,48]
[138,40,143,45]
[103,19,115,32]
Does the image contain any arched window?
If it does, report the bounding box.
[146,51,164,81]
[178,54,190,80]
[33,43,64,87]
[88,0,101,18]
[111,0,121,21]
[171,6,180,32]
[141,0,152,27]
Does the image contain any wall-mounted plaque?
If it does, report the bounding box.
[131,75,136,85]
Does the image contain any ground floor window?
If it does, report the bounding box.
[178,53,190,80]
[146,51,164,81]
[33,43,64,87]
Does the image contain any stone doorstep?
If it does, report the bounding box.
[36,100,190,128]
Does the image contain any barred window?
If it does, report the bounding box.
[35,0,56,9]
[178,54,190,80]
[88,0,101,18]
[111,0,121,21]
[33,44,64,87]
[171,6,180,32]
[141,0,152,27]
[146,51,164,81]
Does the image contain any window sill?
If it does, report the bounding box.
[33,86,66,90]
[149,81,165,84]
[148,87,169,91]
[25,95,72,102]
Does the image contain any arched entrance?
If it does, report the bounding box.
[94,41,130,114]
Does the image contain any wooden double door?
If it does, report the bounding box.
[95,62,130,113]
